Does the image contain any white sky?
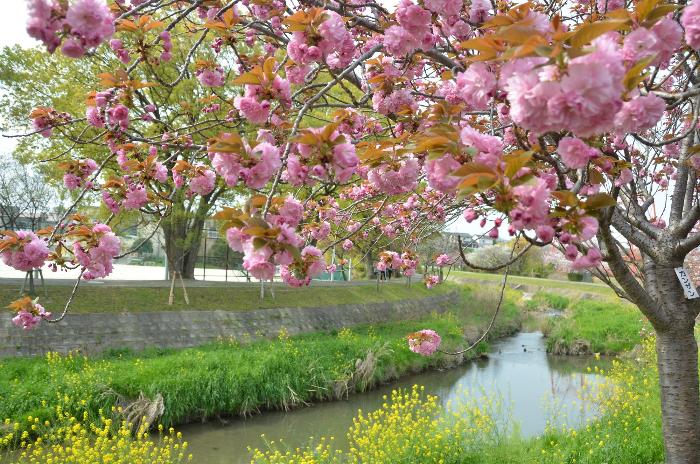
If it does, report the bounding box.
[0,3,31,49]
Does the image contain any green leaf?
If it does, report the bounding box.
[583,193,617,210]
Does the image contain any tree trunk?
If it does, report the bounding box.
[161,193,211,280]
[365,252,374,280]
[162,221,200,279]
[656,324,700,464]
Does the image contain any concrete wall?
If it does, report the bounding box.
[0,291,459,357]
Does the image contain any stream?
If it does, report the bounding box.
[181,332,605,463]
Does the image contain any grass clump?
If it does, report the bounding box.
[545,299,644,355]
[525,291,570,311]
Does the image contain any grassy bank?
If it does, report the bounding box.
[450,270,615,297]
[251,336,664,464]
[0,281,453,313]
[542,296,645,355]
[0,285,521,432]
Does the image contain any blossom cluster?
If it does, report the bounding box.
[72,223,122,280]
[210,135,281,189]
[9,297,52,330]
[286,126,359,185]
[407,329,441,356]
[27,0,115,57]
[286,9,354,70]
[0,231,50,272]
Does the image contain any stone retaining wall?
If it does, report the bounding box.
[0,291,460,357]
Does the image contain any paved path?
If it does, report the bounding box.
[0,261,412,287]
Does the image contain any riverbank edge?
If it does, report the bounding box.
[0,288,460,357]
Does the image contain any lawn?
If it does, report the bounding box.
[0,280,454,313]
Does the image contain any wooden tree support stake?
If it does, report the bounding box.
[168,271,190,305]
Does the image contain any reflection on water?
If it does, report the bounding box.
[180,332,604,463]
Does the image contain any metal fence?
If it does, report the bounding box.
[192,228,251,281]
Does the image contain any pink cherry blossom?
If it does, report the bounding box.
[651,16,683,65]
[435,254,452,267]
[86,106,105,127]
[460,125,503,168]
[426,154,461,193]
[407,329,441,355]
[623,27,658,63]
[243,245,276,281]
[211,152,242,187]
[234,96,271,125]
[557,137,599,170]
[464,208,478,222]
[26,0,63,53]
[189,169,216,196]
[383,25,420,56]
[509,177,551,231]
[537,225,555,243]
[108,104,130,130]
[74,224,121,280]
[396,0,431,36]
[122,183,148,210]
[614,94,666,134]
[456,63,497,110]
[243,142,281,189]
[368,157,419,195]
[1,231,50,272]
[572,247,603,270]
[424,0,461,17]
[12,302,51,330]
[65,0,115,48]
[274,197,304,228]
[424,275,440,289]
[597,0,624,12]
[372,89,417,116]
[578,216,599,241]
[302,246,326,277]
[682,1,700,49]
[469,0,491,23]
[197,68,225,87]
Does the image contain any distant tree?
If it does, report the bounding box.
[0,155,55,231]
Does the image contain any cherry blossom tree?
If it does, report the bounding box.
[4,0,700,461]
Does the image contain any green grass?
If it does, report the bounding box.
[545,299,645,355]
[0,285,522,429]
[450,270,615,296]
[0,281,454,313]
[525,291,570,311]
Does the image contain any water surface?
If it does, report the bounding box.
[181,332,603,463]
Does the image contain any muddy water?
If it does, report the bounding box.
[181,332,603,463]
